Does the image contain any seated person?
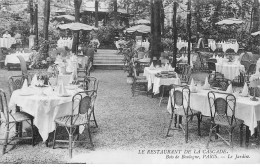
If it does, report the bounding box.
[14,31,22,44]
[3,31,11,38]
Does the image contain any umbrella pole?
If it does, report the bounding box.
[187,0,191,65]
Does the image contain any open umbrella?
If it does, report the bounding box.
[215,18,244,26]
[251,31,260,36]
[57,22,98,31]
[125,25,150,34]
[136,19,150,25]
[52,15,75,22]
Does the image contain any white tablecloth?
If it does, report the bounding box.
[143,67,165,90]
[9,86,83,141]
[167,88,260,135]
[58,74,74,86]
[217,42,239,53]
[5,53,32,65]
[0,37,16,48]
[153,77,180,94]
[177,41,192,51]
[57,38,73,49]
[216,62,245,80]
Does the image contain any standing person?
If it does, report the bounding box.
[14,31,22,46]
[3,30,11,38]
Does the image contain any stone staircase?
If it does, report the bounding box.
[93,49,124,70]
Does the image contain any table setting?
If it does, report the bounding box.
[9,73,84,141]
[215,55,245,80]
[57,37,73,49]
[166,76,260,136]
[144,62,176,92]
[4,51,32,66]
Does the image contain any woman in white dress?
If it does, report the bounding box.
[3,31,11,38]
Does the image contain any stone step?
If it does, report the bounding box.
[94,61,124,65]
[93,64,124,70]
[94,55,124,59]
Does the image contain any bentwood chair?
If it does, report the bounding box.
[53,91,97,158]
[166,86,201,143]
[207,91,244,148]
[17,55,28,76]
[132,65,148,97]
[179,64,192,85]
[83,76,99,128]
[0,89,35,154]
[8,75,31,95]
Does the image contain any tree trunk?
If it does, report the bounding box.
[187,0,191,65]
[72,0,82,53]
[172,2,178,68]
[150,0,155,62]
[95,0,99,27]
[160,0,164,37]
[252,0,260,33]
[29,0,34,34]
[153,0,161,61]
[34,3,38,48]
[43,0,50,58]
[113,0,118,27]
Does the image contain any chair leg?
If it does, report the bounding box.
[215,125,219,139]
[166,113,174,137]
[52,124,58,149]
[69,127,73,158]
[206,124,213,149]
[197,114,201,136]
[92,108,98,128]
[30,119,34,146]
[174,115,177,128]
[185,118,189,143]
[2,124,10,154]
[131,83,135,97]
[240,124,243,147]
[229,128,234,148]
[87,124,94,148]
[159,86,165,106]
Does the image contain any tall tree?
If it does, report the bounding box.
[28,0,34,34]
[150,0,155,62]
[113,0,118,27]
[34,3,38,47]
[172,1,178,68]
[72,0,82,53]
[153,0,162,61]
[95,0,99,27]
[43,0,50,58]
[252,0,260,33]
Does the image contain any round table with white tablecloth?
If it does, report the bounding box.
[5,52,32,66]
[9,86,83,141]
[57,38,73,49]
[216,62,245,80]
[0,37,16,48]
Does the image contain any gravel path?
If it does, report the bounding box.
[0,69,259,163]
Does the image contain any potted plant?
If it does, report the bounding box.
[122,41,136,84]
[137,46,146,59]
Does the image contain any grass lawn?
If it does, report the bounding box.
[0,68,259,163]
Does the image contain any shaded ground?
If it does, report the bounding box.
[0,69,259,163]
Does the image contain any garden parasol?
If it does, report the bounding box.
[135,19,150,25]
[215,18,244,26]
[52,15,75,22]
[251,31,260,36]
[57,22,98,31]
[215,18,244,39]
[125,25,150,34]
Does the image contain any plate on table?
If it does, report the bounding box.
[65,85,78,90]
[19,91,34,96]
[35,84,48,88]
[57,94,71,97]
